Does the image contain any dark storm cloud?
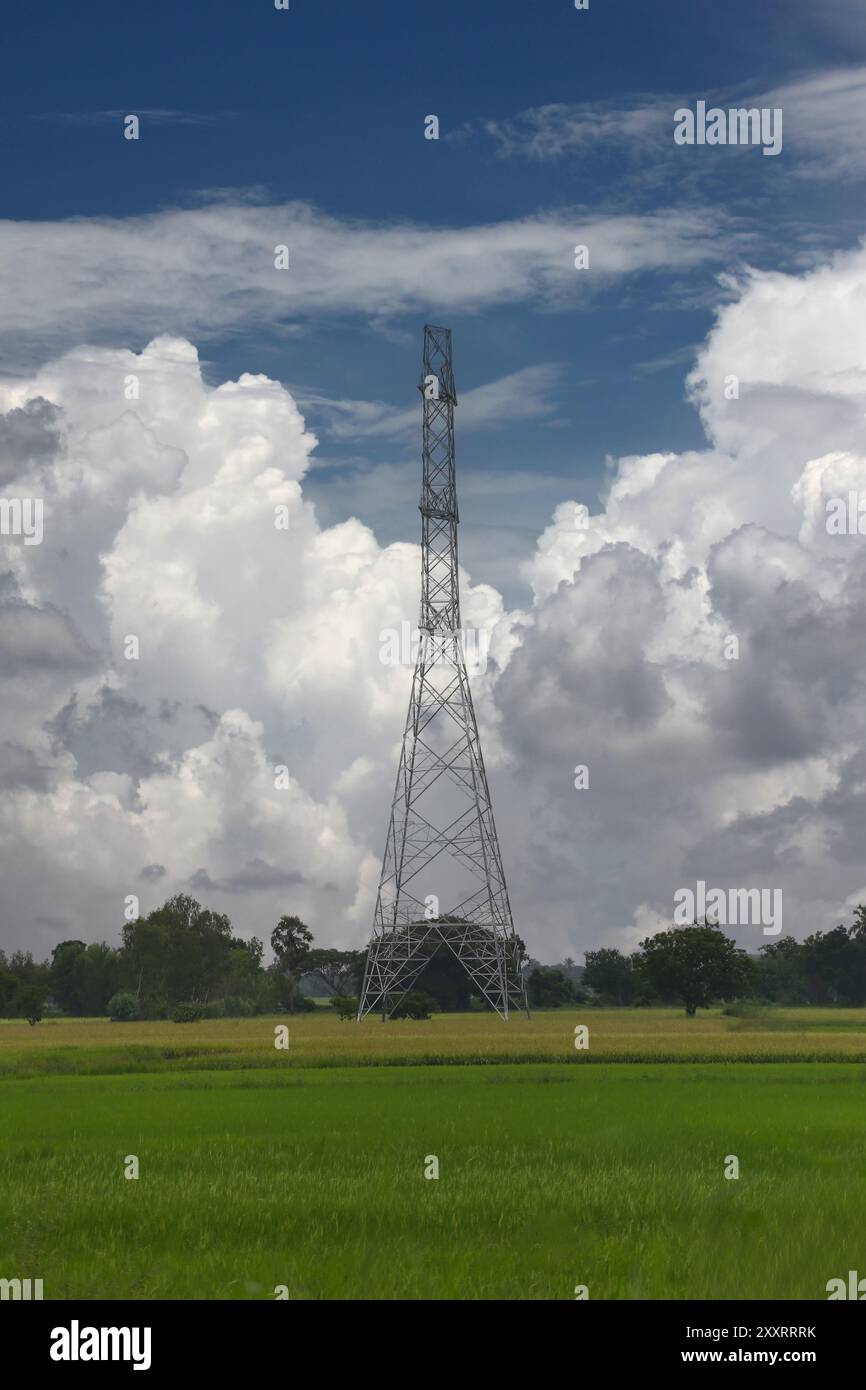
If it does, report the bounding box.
[0,397,62,484]
[139,863,167,883]
[48,686,155,781]
[0,596,96,678]
[707,670,824,766]
[682,800,810,881]
[0,740,50,789]
[33,914,74,933]
[821,750,866,867]
[496,543,671,764]
[218,859,310,893]
[189,869,218,895]
[705,527,866,767]
[187,860,327,896]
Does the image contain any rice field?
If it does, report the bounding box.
[0,1006,864,1077]
[2,1008,864,1298]
[1,1060,863,1299]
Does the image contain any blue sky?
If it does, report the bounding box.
[4,0,866,601]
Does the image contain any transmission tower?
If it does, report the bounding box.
[357,325,528,1021]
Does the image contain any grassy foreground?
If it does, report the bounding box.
[2,1010,864,1298]
[1,1061,863,1299]
[1,1005,865,1077]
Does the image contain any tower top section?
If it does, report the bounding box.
[418,324,460,631]
[419,324,457,405]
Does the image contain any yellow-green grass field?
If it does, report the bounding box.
[2,1009,865,1299]
[1,1006,865,1077]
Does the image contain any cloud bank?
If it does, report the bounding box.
[2,238,866,960]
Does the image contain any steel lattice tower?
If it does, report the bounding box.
[357,326,528,1021]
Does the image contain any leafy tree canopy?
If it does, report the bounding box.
[637,922,753,1016]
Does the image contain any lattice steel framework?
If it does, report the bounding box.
[357,326,528,1021]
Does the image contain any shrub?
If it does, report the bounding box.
[172,1002,203,1023]
[722,1001,769,1018]
[136,997,169,1020]
[107,991,139,1022]
[527,967,579,1009]
[391,991,436,1020]
[329,995,358,1021]
[222,995,257,1017]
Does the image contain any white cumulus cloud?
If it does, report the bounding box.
[3,240,866,962]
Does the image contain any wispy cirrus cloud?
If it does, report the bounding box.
[28,109,234,127]
[456,97,669,162]
[457,65,866,181]
[299,364,566,442]
[754,67,866,178]
[0,199,747,363]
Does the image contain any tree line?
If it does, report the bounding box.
[0,895,362,1023]
[3,896,866,1022]
[536,906,866,1014]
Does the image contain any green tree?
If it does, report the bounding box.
[79,943,121,1015]
[50,940,87,1014]
[802,924,866,1005]
[17,984,45,1025]
[849,904,866,939]
[223,937,266,1002]
[527,967,578,1008]
[305,948,362,996]
[415,948,474,1011]
[172,1001,202,1023]
[391,990,436,1020]
[119,913,168,1008]
[754,936,809,1004]
[271,915,314,970]
[637,922,753,1016]
[0,952,16,1015]
[9,950,50,991]
[121,895,235,1011]
[107,991,139,1022]
[270,915,314,1012]
[583,948,637,1005]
